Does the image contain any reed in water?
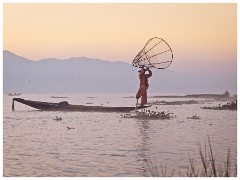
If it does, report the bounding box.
[146,136,237,177]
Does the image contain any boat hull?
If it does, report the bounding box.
[12,98,150,112]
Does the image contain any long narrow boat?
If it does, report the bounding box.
[12,98,150,112]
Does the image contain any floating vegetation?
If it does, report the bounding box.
[86,102,93,104]
[8,93,21,96]
[151,91,233,99]
[187,115,201,120]
[201,101,237,110]
[150,100,198,105]
[122,96,135,98]
[50,96,69,98]
[53,116,62,121]
[87,97,98,99]
[121,108,175,120]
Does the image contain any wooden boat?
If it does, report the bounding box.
[12,98,150,112]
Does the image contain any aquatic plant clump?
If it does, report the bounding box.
[150,100,198,105]
[121,109,175,120]
[187,115,201,120]
[201,101,237,110]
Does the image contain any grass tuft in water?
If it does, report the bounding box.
[146,136,237,177]
[187,114,201,119]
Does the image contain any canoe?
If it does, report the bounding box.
[12,98,150,112]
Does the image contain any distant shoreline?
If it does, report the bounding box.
[123,91,237,100]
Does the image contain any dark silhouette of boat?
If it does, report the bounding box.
[12,98,150,112]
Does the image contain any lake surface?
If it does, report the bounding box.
[3,94,237,176]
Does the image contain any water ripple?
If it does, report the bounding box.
[3,94,237,176]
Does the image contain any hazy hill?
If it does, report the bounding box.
[3,50,237,95]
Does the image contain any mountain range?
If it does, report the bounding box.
[3,50,237,95]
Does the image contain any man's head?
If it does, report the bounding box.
[138,67,145,74]
[138,66,148,74]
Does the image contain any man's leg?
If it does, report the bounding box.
[136,87,142,100]
[141,88,147,105]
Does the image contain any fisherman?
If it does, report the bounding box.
[136,66,152,106]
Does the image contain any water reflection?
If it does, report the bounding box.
[135,119,152,176]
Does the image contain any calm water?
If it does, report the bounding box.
[3,94,237,176]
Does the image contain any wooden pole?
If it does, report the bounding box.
[12,99,14,111]
[135,99,138,112]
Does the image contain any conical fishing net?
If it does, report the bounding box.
[132,37,173,69]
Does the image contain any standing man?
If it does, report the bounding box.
[136,66,152,106]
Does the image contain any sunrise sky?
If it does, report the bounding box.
[3,3,237,73]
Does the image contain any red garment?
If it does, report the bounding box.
[136,70,152,105]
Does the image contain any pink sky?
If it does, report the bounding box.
[3,3,237,73]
